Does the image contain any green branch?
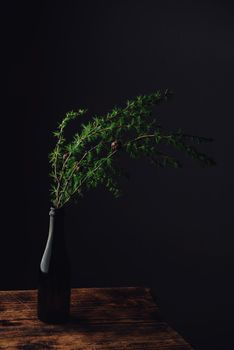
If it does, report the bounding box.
[49,90,215,208]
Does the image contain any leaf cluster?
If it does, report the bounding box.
[49,90,215,208]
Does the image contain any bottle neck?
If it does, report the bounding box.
[49,207,65,237]
[40,207,66,273]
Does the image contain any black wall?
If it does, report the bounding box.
[3,1,234,349]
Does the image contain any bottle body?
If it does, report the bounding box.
[37,207,71,323]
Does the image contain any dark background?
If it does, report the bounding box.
[3,0,234,349]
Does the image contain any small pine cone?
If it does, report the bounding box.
[63,153,69,160]
[111,140,121,151]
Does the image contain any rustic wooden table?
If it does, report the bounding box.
[0,287,192,350]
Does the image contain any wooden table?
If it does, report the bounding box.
[0,287,192,349]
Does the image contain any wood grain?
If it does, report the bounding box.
[0,287,192,350]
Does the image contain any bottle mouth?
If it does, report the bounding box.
[49,207,65,217]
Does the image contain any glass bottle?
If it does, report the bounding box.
[37,207,71,323]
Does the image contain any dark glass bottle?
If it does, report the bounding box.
[37,207,71,323]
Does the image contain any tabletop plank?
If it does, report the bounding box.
[0,287,192,350]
